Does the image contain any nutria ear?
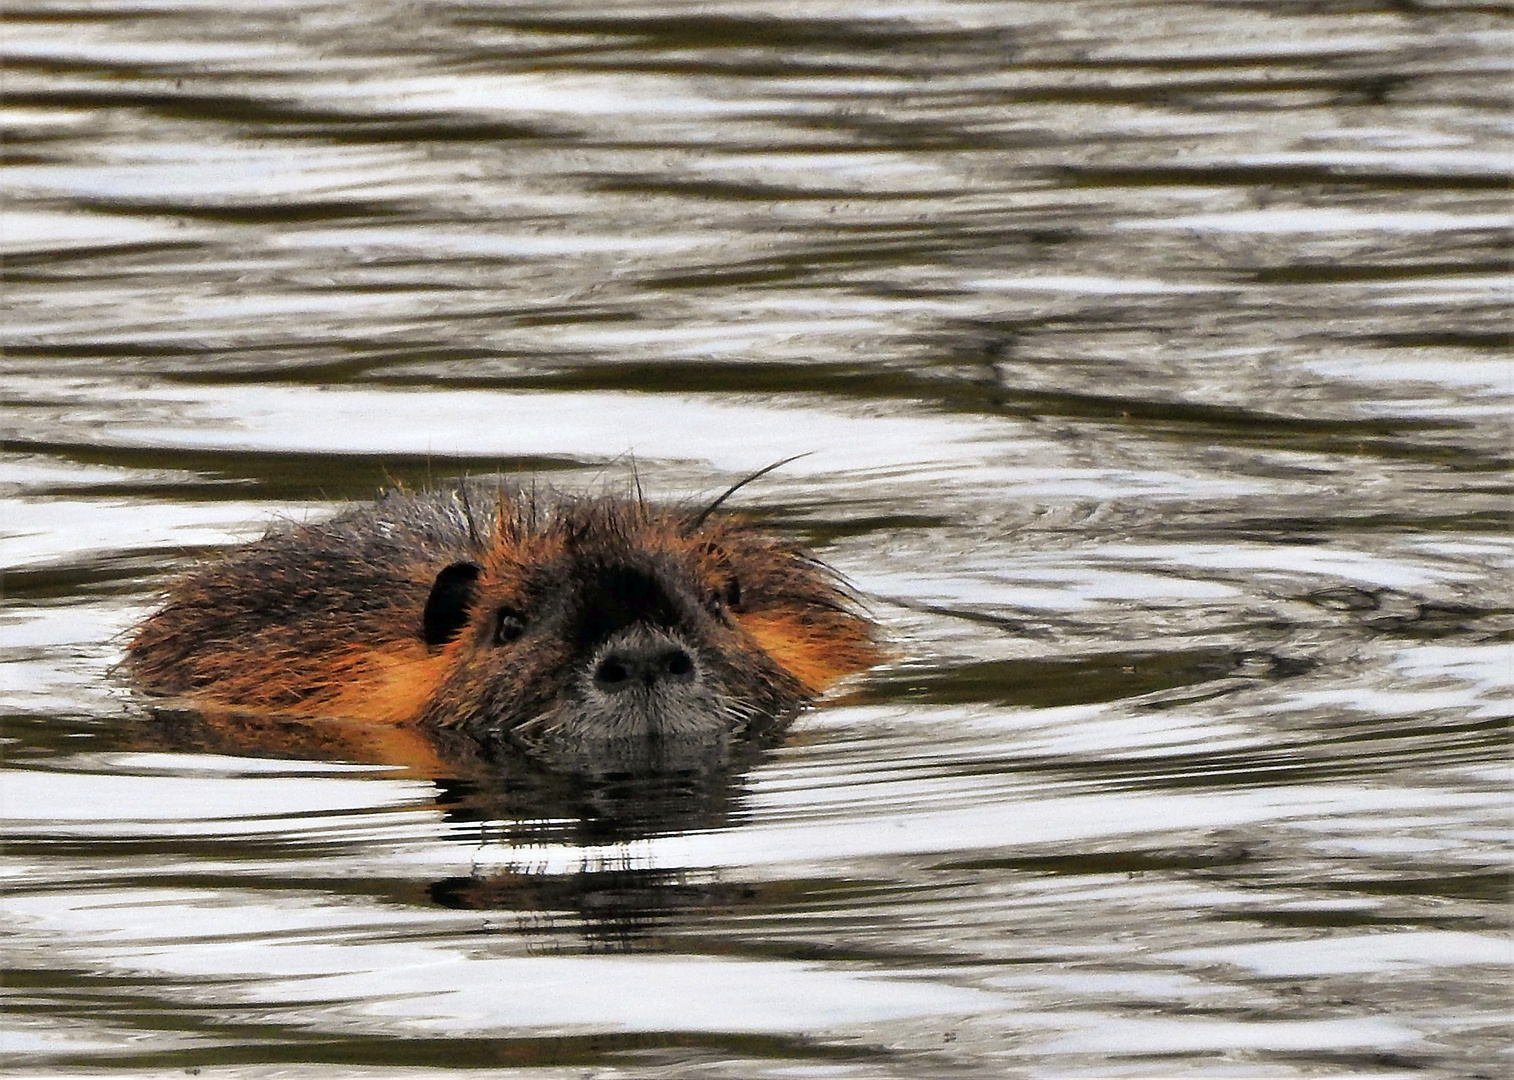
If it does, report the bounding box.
[422,562,482,646]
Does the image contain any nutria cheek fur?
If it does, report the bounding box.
[125,483,882,764]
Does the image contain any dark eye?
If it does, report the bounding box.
[494,608,527,645]
[708,577,740,613]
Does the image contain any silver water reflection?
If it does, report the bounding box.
[3,1,1510,1077]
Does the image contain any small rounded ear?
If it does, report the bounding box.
[423,562,482,646]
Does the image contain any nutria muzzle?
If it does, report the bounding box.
[591,626,698,696]
[586,625,707,728]
[509,623,735,754]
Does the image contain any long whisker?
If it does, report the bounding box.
[687,452,813,531]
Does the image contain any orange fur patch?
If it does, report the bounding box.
[736,610,883,695]
[312,640,455,726]
[164,641,459,773]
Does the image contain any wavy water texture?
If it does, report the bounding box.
[2,1,1510,1077]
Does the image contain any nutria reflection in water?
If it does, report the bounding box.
[127,476,882,780]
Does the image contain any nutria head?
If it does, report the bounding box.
[417,494,876,765]
[126,479,881,774]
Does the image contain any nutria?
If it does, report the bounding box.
[126,477,881,770]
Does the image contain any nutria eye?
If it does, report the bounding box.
[708,577,740,613]
[494,608,527,645]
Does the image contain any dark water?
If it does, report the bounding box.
[3,2,1511,1077]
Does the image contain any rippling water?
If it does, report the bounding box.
[3,2,1511,1076]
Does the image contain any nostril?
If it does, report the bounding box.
[664,649,694,679]
[595,658,630,687]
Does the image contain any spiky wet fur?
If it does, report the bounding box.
[126,483,881,761]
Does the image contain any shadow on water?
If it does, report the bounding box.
[11,443,588,502]
[110,696,813,957]
[853,647,1313,709]
[427,861,760,953]
[25,1015,885,1076]
[427,763,767,951]
[138,702,756,828]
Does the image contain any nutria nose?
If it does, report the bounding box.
[593,631,696,694]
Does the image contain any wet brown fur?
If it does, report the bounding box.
[126,483,881,764]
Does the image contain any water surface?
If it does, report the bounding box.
[3,1,1511,1077]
